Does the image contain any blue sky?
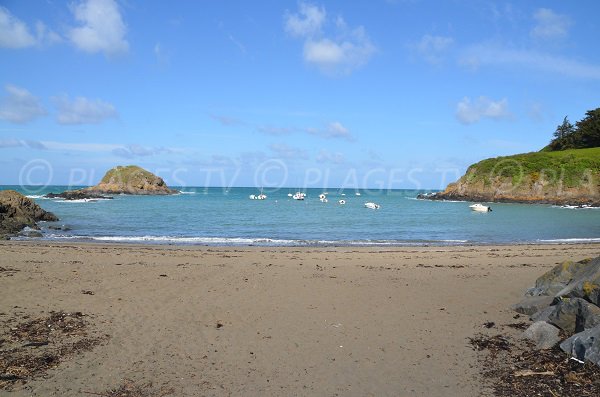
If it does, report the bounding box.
[1,0,599,189]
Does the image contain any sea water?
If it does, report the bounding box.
[5,185,600,246]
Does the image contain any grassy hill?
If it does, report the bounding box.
[429,148,600,206]
[465,147,600,189]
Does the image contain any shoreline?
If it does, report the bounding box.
[8,236,600,247]
[2,241,600,396]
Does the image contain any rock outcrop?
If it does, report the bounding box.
[45,165,178,199]
[83,165,178,195]
[45,191,113,200]
[512,255,600,369]
[0,190,58,238]
[418,148,600,206]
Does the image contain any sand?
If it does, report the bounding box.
[1,241,599,396]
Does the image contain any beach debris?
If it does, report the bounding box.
[0,311,107,390]
[483,321,496,328]
[216,322,224,329]
[82,290,95,295]
[0,267,19,277]
[470,334,600,396]
[469,334,511,355]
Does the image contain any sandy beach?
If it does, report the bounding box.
[1,242,599,396]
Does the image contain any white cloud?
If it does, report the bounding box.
[0,85,46,123]
[316,149,345,164]
[0,7,36,48]
[307,121,354,141]
[531,8,571,40]
[258,125,295,135]
[460,44,600,80]
[210,114,244,126]
[53,95,118,125]
[112,144,171,158]
[415,34,454,64]
[456,96,511,124]
[69,0,129,56]
[285,3,376,75]
[0,138,46,149]
[269,143,309,160]
[284,2,326,38]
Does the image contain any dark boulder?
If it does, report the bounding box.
[546,297,600,334]
[45,191,113,200]
[0,190,58,238]
[560,325,600,365]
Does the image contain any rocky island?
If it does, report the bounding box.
[419,109,600,207]
[0,190,58,239]
[46,165,179,199]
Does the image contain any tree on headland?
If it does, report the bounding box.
[575,108,600,148]
[547,107,600,151]
[549,116,575,150]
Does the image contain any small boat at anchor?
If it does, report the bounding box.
[364,202,380,210]
[469,203,492,212]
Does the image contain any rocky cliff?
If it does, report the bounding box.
[0,190,58,238]
[420,148,600,206]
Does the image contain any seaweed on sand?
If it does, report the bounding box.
[469,333,600,396]
[0,311,107,390]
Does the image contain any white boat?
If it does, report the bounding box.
[287,193,293,197]
[338,199,346,205]
[249,194,256,200]
[355,192,361,196]
[364,202,380,210]
[319,193,326,200]
[469,203,492,212]
[292,192,305,200]
[257,194,267,200]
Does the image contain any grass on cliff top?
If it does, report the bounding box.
[100,165,158,184]
[466,147,600,187]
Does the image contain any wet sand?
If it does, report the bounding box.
[1,242,599,396]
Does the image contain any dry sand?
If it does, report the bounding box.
[1,241,599,396]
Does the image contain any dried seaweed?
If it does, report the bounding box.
[470,333,600,396]
[0,311,107,390]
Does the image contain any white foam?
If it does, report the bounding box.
[178,191,196,195]
[537,238,600,243]
[26,195,48,199]
[41,235,471,246]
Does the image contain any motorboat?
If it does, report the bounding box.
[364,202,380,210]
[293,192,305,200]
[338,199,346,205]
[355,192,361,196]
[469,203,492,212]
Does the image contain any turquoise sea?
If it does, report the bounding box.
[5,185,600,246]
